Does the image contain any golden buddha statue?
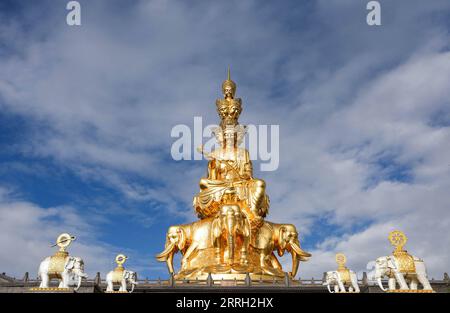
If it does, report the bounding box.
[157,69,310,281]
[193,72,269,226]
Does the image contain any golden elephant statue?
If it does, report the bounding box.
[251,222,311,278]
[211,204,251,265]
[156,218,215,274]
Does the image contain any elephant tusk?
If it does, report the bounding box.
[377,277,388,292]
[156,242,175,261]
[290,240,311,260]
[327,284,334,293]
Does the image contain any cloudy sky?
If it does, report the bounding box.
[0,0,449,280]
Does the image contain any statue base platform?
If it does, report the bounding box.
[386,289,435,293]
[175,265,286,281]
[28,287,74,293]
[192,273,286,281]
[174,248,287,280]
[105,290,129,293]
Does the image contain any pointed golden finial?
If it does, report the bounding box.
[222,67,236,99]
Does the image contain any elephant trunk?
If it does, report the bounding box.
[130,282,135,293]
[167,252,174,274]
[75,275,82,291]
[226,211,235,262]
[157,242,176,273]
[227,234,234,262]
[377,277,387,292]
[74,268,88,279]
[291,250,299,278]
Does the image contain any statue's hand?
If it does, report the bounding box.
[197,145,214,160]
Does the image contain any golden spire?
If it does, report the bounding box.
[221,67,236,99]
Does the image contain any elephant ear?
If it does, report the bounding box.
[124,271,130,279]
[211,218,221,240]
[277,226,286,256]
[387,256,398,270]
[177,228,186,251]
[65,257,76,270]
[243,215,251,238]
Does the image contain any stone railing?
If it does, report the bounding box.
[1,271,449,293]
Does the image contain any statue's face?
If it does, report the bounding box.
[223,86,234,99]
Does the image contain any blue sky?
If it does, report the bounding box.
[1,0,450,280]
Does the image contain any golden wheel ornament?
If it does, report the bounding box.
[115,254,128,267]
[53,233,76,251]
[389,230,407,251]
[335,253,347,266]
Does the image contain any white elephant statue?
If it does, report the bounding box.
[374,255,433,292]
[38,256,88,290]
[323,270,360,293]
[106,270,138,293]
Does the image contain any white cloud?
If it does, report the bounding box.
[0,187,118,278]
[0,1,449,279]
[270,50,450,278]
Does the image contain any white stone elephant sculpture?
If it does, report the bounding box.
[323,270,360,293]
[38,256,88,290]
[106,270,138,293]
[374,255,433,291]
